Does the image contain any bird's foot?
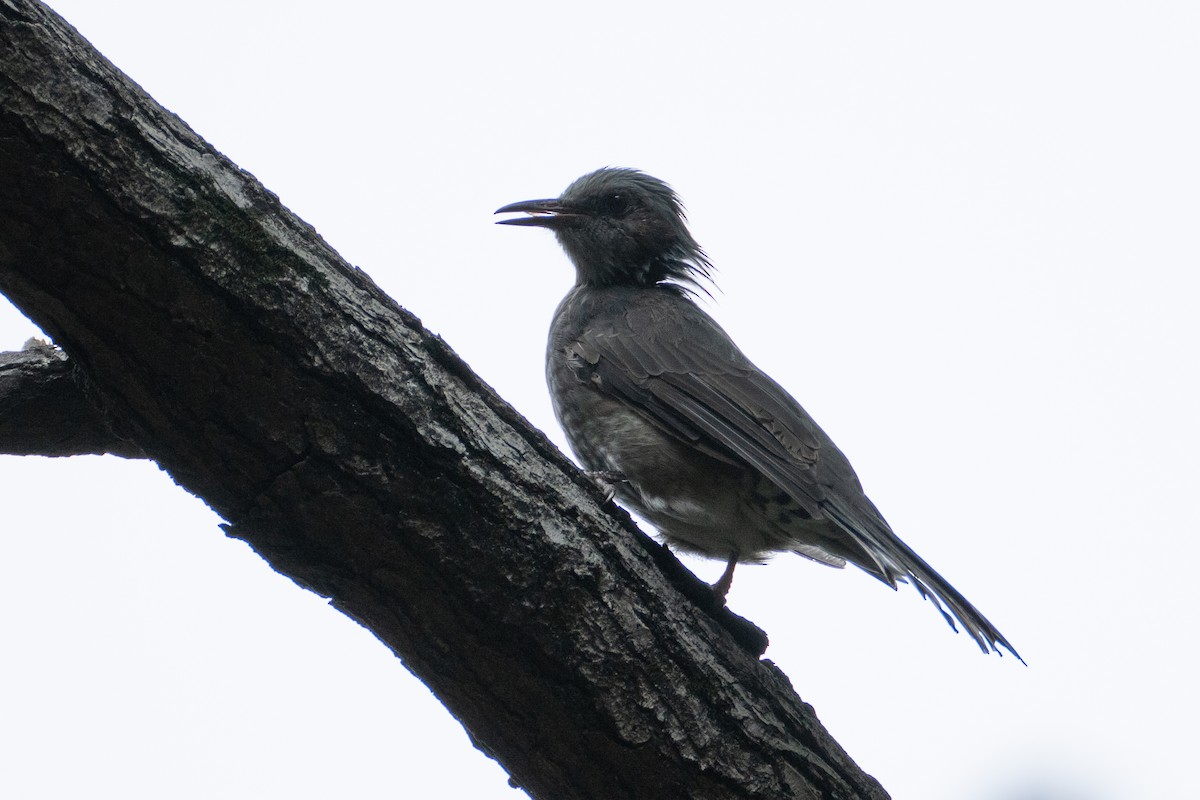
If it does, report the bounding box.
[709,552,739,606]
[584,469,627,503]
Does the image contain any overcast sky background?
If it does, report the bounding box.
[3,3,1197,799]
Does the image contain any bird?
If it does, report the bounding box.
[496,167,1020,660]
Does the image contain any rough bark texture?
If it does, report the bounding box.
[0,342,142,456]
[0,2,888,798]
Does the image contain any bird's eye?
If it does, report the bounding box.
[600,193,631,216]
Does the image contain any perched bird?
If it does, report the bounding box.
[496,168,1020,660]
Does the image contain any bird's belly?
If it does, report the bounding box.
[551,384,781,559]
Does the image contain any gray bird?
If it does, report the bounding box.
[496,168,1019,660]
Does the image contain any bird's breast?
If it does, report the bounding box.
[546,348,751,549]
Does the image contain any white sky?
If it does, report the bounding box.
[3,3,1198,799]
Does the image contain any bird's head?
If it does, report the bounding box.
[496,168,712,292]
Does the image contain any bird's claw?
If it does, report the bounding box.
[584,469,627,503]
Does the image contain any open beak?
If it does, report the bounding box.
[494,198,583,228]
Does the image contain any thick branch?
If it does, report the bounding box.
[0,3,886,798]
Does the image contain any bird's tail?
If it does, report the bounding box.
[823,501,1024,664]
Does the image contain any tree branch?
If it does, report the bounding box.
[0,2,887,798]
[0,341,143,456]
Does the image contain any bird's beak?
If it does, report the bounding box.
[494,198,583,228]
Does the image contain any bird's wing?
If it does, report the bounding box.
[571,297,870,530]
[568,292,1021,660]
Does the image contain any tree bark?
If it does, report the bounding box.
[0,2,888,798]
[0,341,143,456]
